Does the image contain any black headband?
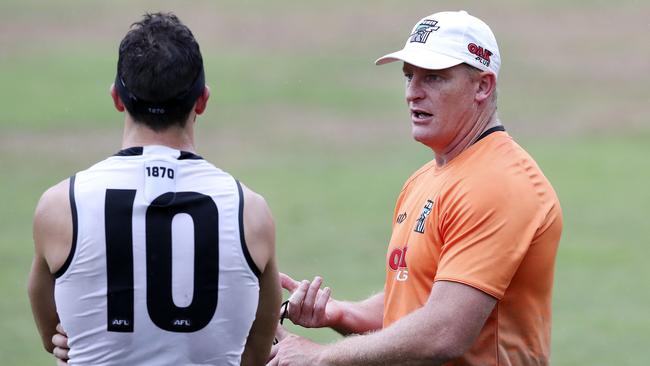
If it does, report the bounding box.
[115,67,205,116]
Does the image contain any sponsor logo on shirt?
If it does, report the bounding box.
[388,245,409,282]
[396,212,407,224]
[414,199,434,234]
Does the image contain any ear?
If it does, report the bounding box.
[194,86,210,115]
[110,83,126,112]
[475,72,497,103]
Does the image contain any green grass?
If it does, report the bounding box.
[526,135,650,365]
[1,1,649,365]
[0,48,404,131]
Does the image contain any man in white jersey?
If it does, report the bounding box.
[28,12,281,365]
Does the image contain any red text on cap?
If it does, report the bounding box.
[467,43,493,66]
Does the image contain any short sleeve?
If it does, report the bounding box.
[434,170,544,299]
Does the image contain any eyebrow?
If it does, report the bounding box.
[402,65,418,74]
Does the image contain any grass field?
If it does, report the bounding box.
[1,1,648,365]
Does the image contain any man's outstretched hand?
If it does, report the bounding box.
[280,272,343,329]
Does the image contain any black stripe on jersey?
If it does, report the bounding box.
[178,151,203,160]
[55,175,78,279]
[474,125,506,145]
[236,180,262,278]
[114,146,144,156]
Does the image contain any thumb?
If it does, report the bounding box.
[279,272,300,292]
[275,324,291,342]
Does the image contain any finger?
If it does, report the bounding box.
[266,344,280,366]
[52,334,69,348]
[268,343,279,362]
[301,276,323,321]
[56,323,67,336]
[313,286,331,322]
[287,280,309,320]
[279,272,300,293]
[53,346,69,361]
[275,323,291,341]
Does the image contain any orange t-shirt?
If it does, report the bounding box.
[384,131,562,365]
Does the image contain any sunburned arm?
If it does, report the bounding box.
[319,281,497,365]
[270,280,497,366]
[239,184,282,366]
[28,179,72,353]
[329,292,384,336]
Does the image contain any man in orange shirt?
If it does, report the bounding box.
[270,10,562,366]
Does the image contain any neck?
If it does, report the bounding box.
[434,104,500,167]
[121,115,196,152]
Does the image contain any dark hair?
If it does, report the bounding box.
[116,12,204,131]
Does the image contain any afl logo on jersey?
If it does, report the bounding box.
[111,318,130,327]
[173,319,192,327]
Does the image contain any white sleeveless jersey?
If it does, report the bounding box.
[55,145,260,366]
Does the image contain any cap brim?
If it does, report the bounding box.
[375,47,464,70]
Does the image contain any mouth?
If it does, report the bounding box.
[410,108,433,122]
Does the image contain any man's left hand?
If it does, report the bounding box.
[267,325,325,366]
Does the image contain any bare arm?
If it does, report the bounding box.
[281,272,383,336]
[28,179,72,353]
[271,280,497,366]
[239,184,282,366]
[330,292,384,336]
[28,254,58,353]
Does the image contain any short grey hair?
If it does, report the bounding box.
[461,63,498,104]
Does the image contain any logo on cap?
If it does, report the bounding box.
[409,20,440,44]
[468,43,493,67]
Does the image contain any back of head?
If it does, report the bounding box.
[116,12,204,131]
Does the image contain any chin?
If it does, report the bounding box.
[411,127,431,144]
[411,133,431,147]
[412,129,442,150]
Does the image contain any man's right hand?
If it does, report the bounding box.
[280,272,343,329]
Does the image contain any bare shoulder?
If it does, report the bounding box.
[33,178,73,274]
[240,183,273,223]
[239,182,275,273]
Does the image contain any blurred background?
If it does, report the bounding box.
[1,0,648,364]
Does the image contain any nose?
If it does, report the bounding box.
[405,77,425,103]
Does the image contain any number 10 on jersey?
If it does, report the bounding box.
[104,189,220,333]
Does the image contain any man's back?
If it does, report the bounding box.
[55,145,260,365]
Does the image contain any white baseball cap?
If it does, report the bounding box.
[375,10,501,77]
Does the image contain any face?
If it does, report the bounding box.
[402,62,480,153]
